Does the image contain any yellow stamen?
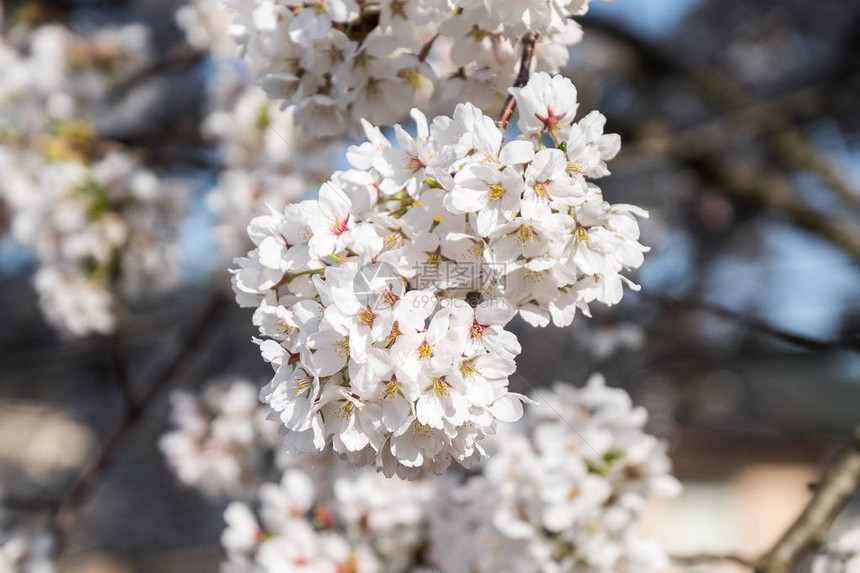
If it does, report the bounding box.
[413,422,434,438]
[337,400,355,418]
[460,359,481,378]
[335,337,350,359]
[470,322,484,339]
[417,341,434,360]
[518,225,536,245]
[524,269,545,282]
[431,376,450,398]
[357,307,376,327]
[380,379,400,402]
[290,376,312,397]
[407,156,425,172]
[487,183,506,201]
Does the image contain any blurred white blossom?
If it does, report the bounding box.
[160,379,281,499]
[231,71,647,475]
[0,22,192,336]
[218,0,605,136]
[163,373,676,572]
[814,529,860,573]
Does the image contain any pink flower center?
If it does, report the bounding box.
[534,105,566,134]
[331,214,350,235]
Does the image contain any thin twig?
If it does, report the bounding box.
[690,156,860,266]
[417,33,440,62]
[109,305,136,414]
[51,293,227,546]
[497,31,539,130]
[643,293,860,355]
[106,43,205,103]
[1,496,60,513]
[756,430,860,573]
[584,19,860,212]
[618,117,860,265]
[673,553,756,569]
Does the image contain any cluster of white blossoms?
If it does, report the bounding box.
[218,0,600,136]
[162,374,676,572]
[200,66,333,258]
[428,373,680,573]
[814,529,860,573]
[0,22,153,130]
[0,490,56,573]
[0,531,54,573]
[0,22,191,336]
[160,379,282,499]
[232,71,648,476]
[174,0,333,260]
[221,466,432,573]
[0,149,190,336]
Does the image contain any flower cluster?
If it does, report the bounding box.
[174,0,334,260]
[0,489,56,573]
[0,531,54,573]
[814,529,860,573]
[221,465,432,573]
[176,0,239,57]
[0,150,189,336]
[0,23,191,336]
[428,373,680,573]
[218,0,595,136]
[162,373,676,572]
[0,23,153,132]
[200,65,333,259]
[232,71,646,476]
[160,379,282,499]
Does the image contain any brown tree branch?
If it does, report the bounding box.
[497,31,540,130]
[756,430,860,573]
[584,19,860,212]
[673,553,756,569]
[51,293,227,546]
[109,306,137,414]
[642,294,860,355]
[690,156,860,266]
[617,120,860,266]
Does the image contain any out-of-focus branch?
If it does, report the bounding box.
[497,31,539,130]
[643,293,860,354]
[618,114,860,265]
[1,496,59,513]
[756,429,860,573]
[690,156,860,266]
[106,42,206,103]
[584,19,860,212]
[51,293,227,546]
[109,305,136,414]
[673,553,755,569]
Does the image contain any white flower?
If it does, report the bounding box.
[0,530,55,573]
[428,373,679,573]
[219,0,599,137]
[160,379,279,499]
[232,76,646,475]
[509,72,579,137]
[814,529,860,573]
[445,164,523,236]
[0,148,190,336]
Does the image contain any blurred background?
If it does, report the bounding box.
[1,0,859,570]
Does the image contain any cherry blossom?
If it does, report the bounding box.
[217,0,604,136]
[813,529,860,573]
[232,71,648,476]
